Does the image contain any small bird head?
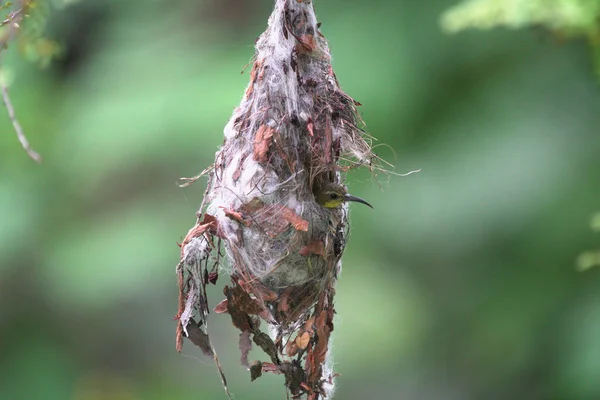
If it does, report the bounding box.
[314,183,373,209]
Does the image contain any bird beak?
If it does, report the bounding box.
[344,194,373,209]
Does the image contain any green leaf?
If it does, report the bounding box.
[441,0,600,34]
[577,251,600,271]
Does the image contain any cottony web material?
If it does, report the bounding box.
[175,0,375,398]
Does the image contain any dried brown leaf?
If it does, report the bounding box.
[281,361,307,396]
[214,299,229,314]
[241,199,308,235]
[286,338,299,357]
[224,286,253,332]
[221,207,248,225]
[299,240,325,257]
[261,362,280,373]
[179,214,218,256]
[245,59,263,98]
[295,331,311,350]
[306,308,333,387]
[307,118,314,136]
[278,206,309,231]
[208,270,219,285]
[232,285,264,316]
[296,34,316,54]
[239,331,252,368]
[253,124,275,163]
[250,361,263,381]
[253,331,280,365]
[185,319,214,357]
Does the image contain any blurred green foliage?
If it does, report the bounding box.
[442,0,600,77]
[1,0,600,400]
[1,0,62,67]
[442,0,600,275]
[577,212,600,270]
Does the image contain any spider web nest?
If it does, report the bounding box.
[175,1,389,398]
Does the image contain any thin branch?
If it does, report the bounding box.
[1,9,25,27]
[0,0,41,163]
[1,82,41,162]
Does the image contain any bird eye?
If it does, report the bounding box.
[330,193,338,199]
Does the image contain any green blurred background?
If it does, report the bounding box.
[2,0,600,399]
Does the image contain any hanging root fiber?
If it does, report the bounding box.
[175,0,377,398]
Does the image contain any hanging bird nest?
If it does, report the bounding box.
[175,0,379,398]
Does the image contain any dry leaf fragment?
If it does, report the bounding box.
[221,207,247,225]
[286,339,299,357]
[208,270,219,284]
[279,206,309,231]
[307,118,314,136]
[253,124,275,163]
[226,285,264,316]
[179,214,218,256]
[253,331,280,365]
[239,331,252,368]
[241,199,308,235]
[185,319,214,357]
[245,59,263,98]
[299,240,325,257]
[224,286,253,332]
[250,361,263,381]
[296,34,317,54]
[295,331,311,350]
[214,299,229,314]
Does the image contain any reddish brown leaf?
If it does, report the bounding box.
[307,309,333,385]
[286,339,299,357]
[221,207,247,225]
[295,331,311,350]
[208,270,219,285]
[253,124,275,163]
[238,279,278,302]
[226,284,264,316]
[240,199,308,235]
[303,317,315,334]
[245,82,254,98]
[258,62,266,81]
[214,299,229,314]
[313,310,331,361]
[245,60,262,98]
[179,214,218,257]
[232,166,242,182]
[299,240,325,257]
[224,286,253,332]
[296,34,316,54]
[277,291,291,313]
[278,206,308,231]
[307,118,314,136]
[261,362,280,373]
